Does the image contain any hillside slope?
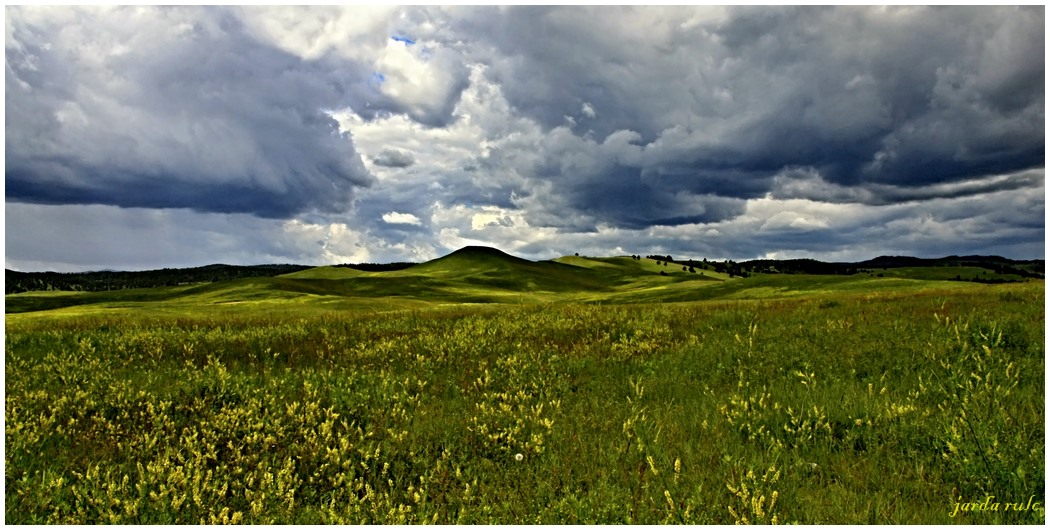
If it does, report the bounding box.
[7,246,1040,314]
[394,246,609,293]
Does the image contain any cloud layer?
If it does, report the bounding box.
[7,7,383,218]
[5,6,1044,270]
[465,6,1043,227]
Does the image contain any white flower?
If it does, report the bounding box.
[514,453,524,462]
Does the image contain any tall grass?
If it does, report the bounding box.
[5,284,1043,523]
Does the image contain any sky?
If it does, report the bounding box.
[5,5,1045,272]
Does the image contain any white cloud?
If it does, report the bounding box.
[280,219,371,264]
[329,64,537,180]
[382,211,423,225]
[429,201,559,256]
[234,6,398,62]
[470,212,513,230]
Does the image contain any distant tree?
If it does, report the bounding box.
[575,253,579,256]
[682,266,688,271]
[689,266,696,273]
[659,271,667,276]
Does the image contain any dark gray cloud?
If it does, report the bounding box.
[770,168,1045,206]
[516,160,749,231]
[6,7,378,218]
[455,6,1043,229]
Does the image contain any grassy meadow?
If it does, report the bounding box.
[4,249,1045,523]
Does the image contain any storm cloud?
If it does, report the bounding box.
[461,6,1043,228]
[5,6,1044,271]
[6,7,383,218]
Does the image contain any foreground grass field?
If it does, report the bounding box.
[5,271,1044,523]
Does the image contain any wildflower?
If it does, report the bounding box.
[647,454,659,475]
[514,453,524,462]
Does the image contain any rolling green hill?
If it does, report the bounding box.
[5,246,1042,316]
[392,246,605,291]
[278,266,365,280]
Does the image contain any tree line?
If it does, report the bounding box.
[5,264,314,294]
[5,261,430,294]
[632,254,1043,281]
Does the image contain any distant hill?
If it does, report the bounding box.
[414,245,534,269]
[394,246,610,293]
[332,262,416,272]
[738,255,1044,280]
[278,266,366,280]
[857,255,1044,276]
[6,247,1043,297]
